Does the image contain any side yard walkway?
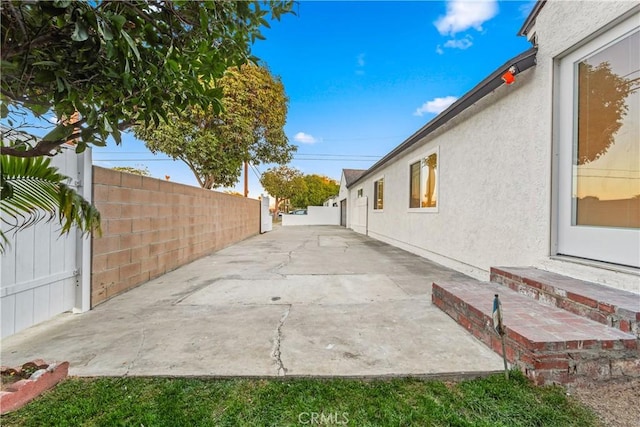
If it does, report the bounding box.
[1,226,503,377]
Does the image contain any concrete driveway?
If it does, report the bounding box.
[1,226,503,377]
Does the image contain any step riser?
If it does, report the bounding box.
[490,268,639,338]
[433,283,640,386]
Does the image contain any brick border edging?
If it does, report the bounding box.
[0,361,69,414]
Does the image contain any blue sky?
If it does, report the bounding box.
[92,0,536,198]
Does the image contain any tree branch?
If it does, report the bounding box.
[1,140,61,157]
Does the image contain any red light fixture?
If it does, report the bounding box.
[502,66,517,85]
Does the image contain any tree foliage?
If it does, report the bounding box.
[0,154,101,253]
[112,166,150,176]
[260,165,305,216]
[290,174,339,208]
[1,0,295,157]
[134,63,295,189]
[577,61,638,164]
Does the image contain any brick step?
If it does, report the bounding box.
[491,267,640,337]
[432,280,639,386]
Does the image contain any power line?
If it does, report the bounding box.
[249,163,261,180]
[93,152,384,158]
[94,157,379,162]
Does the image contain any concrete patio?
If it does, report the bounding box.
[1,226,503,378]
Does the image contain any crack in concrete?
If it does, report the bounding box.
[124,314,146,376]
[271,304,292,377]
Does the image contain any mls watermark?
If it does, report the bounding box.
[298,411,349,425]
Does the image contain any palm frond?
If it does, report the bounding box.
[0,155,101,253]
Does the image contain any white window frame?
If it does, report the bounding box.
[356,188,363,198]
[372,176,384,212]
[554,12,639,268]
[407,146,439,213]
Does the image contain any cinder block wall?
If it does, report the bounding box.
[91,166,260,307]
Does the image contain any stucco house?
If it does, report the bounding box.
[339,0,639,292]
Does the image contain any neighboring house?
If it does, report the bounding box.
[341,1,639,292]
[322,195,339,207]
[338,169,366,227]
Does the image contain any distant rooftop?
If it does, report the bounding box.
[342,169,366,187]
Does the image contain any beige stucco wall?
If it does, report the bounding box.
[349,0,639,289]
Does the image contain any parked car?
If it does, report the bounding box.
[290,209,307,215]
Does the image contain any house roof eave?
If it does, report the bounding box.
[348,47,537,189]
[518,0,546,37]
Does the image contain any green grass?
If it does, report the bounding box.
[1,371,599,427]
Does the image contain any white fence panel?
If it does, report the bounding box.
[281,206,340,226]
[1,145,92,338]
[260,196,272,233]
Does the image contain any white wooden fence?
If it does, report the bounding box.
[1,146,92,338]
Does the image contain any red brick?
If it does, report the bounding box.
[619,320,631,333]
[534,359,570,371]
[458,314,473,331]
[601,340,615,349]
[597,302,616,314]
[584,311,607,324]
[567,292,598,308]
[0,361,69,415]
[522,277,543,290]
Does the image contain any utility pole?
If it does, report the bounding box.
[244,161,249,197]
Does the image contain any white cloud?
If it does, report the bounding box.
[294,132,318,144]
[356,53,366,67]
[413,96,458,116]
[434,0,498,36]
[435,45,444,55]
[443,35,473,50]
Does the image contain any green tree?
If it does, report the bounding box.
[112,166,150,176]
[1,0,295,157]
[1,0,292,243]
[134,63,295,189]
[260,166,306,218]
[1,154,101,253]
[291,174,339,208]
